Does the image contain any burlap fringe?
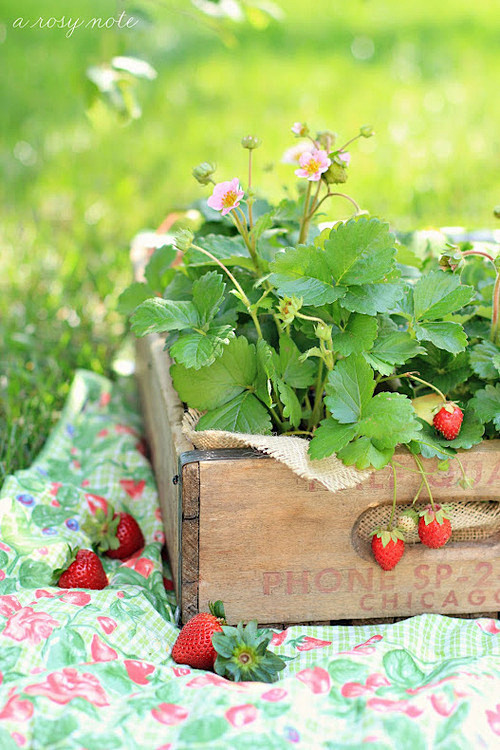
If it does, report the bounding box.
[182,409,500,542]
[182,409,371,493]
[358,501,500,544]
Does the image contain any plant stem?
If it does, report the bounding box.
[247,150,254,230]
[412,454,435,511]
[382,372,447,402]
[307,191,362,219]
[491,272,500,345]
[308,363,327,429]
[337,133,362,152]
[282,430,314,436]
[298,181,313,244]
[189,242,263,338]
[388,461,397,530]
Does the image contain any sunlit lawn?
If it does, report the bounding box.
[1,0,499,480]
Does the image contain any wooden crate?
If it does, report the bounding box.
[135,331,500,626]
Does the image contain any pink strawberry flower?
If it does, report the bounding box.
[151,703,188,726]
[25,668,109,706]
[3,607,59,644]
[295,149,331,181]
[90,635,118,662]
[282,142,313,165]
[124,659,155,685]
[207,178,245,216]
[0,692,34,722]
[225,704,258,728]
[97,616,118,635]
[487,704,500,735]
[337,151,351,166]
[291,122,307,136]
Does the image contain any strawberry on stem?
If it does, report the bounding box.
[371,461,405,571]
[433,403,464,441]
[172,600,226,670]
[83,507,145,560]
[418,505,452,548]
[57,549,108,590]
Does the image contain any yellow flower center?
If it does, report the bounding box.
[222,190,238,208]
[305,158,321,174]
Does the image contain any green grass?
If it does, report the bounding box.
[1,0,499,481]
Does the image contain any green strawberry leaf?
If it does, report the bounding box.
[323,216,397,285]
[273,335,316,388]
[144,244,177,291]
[131,298,199,336]
[171,336,257,410]
[308,418,358,459]
[413,270,475,321]
[410,345,472,394]
[331,314,378,356]
[469,340,500,380]
[337,436,394,470]
[117,282,155,316]
[186,233,253,268]
[414,321,468,354]
[191,271,225,325]
[469,383,500,429]
[357,392,422,447]
[169,325,234,369]
[364,330,424,375]
[408,421,456,460]
[340,281,404,315]
[276,379,302,428]
[196,392,272,434]
[269,245,346,305]
[324,355,375,423]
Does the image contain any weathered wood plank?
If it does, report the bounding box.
[197,457,500,624]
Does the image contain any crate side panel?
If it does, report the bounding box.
[197,457,500,624]
[135,335,192,594]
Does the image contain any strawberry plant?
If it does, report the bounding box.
[123,122,499,561]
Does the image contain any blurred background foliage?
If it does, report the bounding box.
[1,0,499,479]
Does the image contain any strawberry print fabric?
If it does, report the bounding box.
[0,370,499,748]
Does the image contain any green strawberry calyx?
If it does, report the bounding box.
[53,544,79,581]
[208,600,227,623]
[419,504,450,526]
[212,620,287,683]
[371,527,405,547]
[82,507,121,553]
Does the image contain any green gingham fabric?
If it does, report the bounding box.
[0,370,499,749]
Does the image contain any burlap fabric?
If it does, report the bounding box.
[357,501,500,543]
[182,410,371,492]
[183,410,500,542]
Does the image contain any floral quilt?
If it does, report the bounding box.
[0,370,499,749]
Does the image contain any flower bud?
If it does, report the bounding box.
[192,162,217,185]
[291,122,309,137]
[241,135,262,150]
[315,321,332,341]
[316,130,336,152]
[278,296,302,325]
[175,228,194,252]
[360,124,375,138]
[439,246,463,272]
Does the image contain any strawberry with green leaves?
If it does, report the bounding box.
[57,549,108,590]
[84,507,145,560]
[433,403,464,441]
[371,528,405,570]
[418,504,452,548]
[172,600,226,670]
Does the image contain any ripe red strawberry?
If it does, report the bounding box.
[371,529,405,570]
[418,505,452,548]
[172,601,226,670]
[84,508,145,560]
[433,403,463,440]
[57,549,108,590]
